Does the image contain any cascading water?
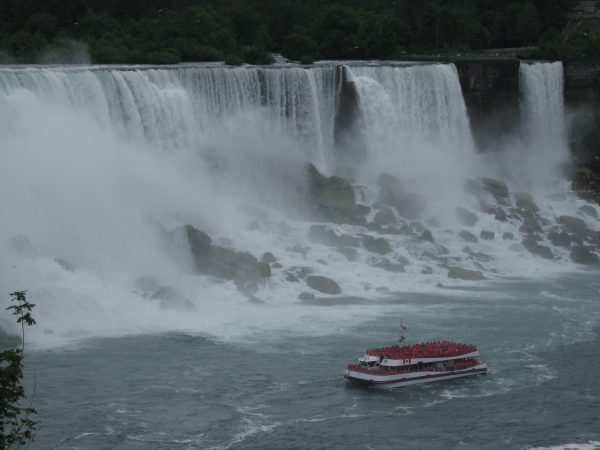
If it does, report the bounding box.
[517,61,569,188]
[0,61,598,349]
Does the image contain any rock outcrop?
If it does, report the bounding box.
[306,275,342,294]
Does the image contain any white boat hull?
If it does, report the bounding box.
[345,364,488,388]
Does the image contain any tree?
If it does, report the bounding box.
[0,291,37,450]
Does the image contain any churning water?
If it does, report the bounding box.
[1,60,598,449]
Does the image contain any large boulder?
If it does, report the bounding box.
[479,177,509,202]
[548,231,571,247]
[579,205,598,219]
[377,173,424,220]
[361,236,392,254]
[306,275,342,294]
[307,164,367,225]
[447,266,485,280]
[150,286,196,312]
[181,225,271,290]
[514,192,539,213]
[373,207,397,226]
[480,230,495,241]
[519,216,542,234]
[522,238,554,259]
[570,246,600,266]
[456,207,478,227]
[308,225,360,248]
[558,215,589,235]
[371,257,406,273]
[459,230,478,243]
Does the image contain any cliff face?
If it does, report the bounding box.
[454,59,600,201]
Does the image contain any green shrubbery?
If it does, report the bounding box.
[0,0,582,64]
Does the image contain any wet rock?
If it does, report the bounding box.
[519,216,542,234]
[425,218,441,228]
[361,236,392,255]
[480,230,495,241]
[570,246,600,266]
[182,225,271,289]
[55,258,76,272]
[459,230,478,243]
[464,246,494,263]
[447,266,485,280]
[261,252,277,264]
[287,244,310,257]
[548,231,571,247]
[298,292,316,301]
[286,273,300,282]
[456,207,478,227]
[377,174,425,219]
[307,163,367,226]
[373,207,397,226]
[271,262,283,269]
[306,275,342,295]
[6,234,38,258]
[371,258,405,273]
[308,225,360,248]
[495,209,508,222]
[135,275,159,293]
[367,222,382,232]
[399,224,414,235]
[502,232,514,240]
[579,205,598,219]
[150,286,196,312]
[421,266,433,274]
[522,238,554,259]
[479,177,509,202]
[316,258,328,265]
[337,247,358,261]
[515,192,539,213]
[558,215,589,235]
[419,229,435,243]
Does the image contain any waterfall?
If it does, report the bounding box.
[346,63,475,160]
[519,61,569,185]
[0,65,339,165]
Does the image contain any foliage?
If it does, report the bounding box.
[0,0,583,64]
[0,291,37,450]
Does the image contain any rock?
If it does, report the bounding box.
[287,244,309,257]
[150,287,196,312]
[398,256,410,266]
[377,173,424,219]
[135,275,159,293]
[55,258,76,272]
[371,258,405,273]
[373,207,397,226]
[308,225,360,248]
[181,225,270,289]
[495,209,508,222]
[459,230,478,243]
[425,218,441,228]
[261,252,277,264]
[456,207,478,227]
[286,273,300,282]
[419,229,435,243]
[570,246,600,266]
[522,238,554,259]
[548,231,571,247]
[307,163,367,225]
[367,222,382,232]
[480,230,495,241]
[271,262,283,269]
[464,246,494,263]
[306,275,342,295]
[298,292,316,301]
[479,177,509,202]
[447,266,485,280]
[337,247,358,261]
[6,234,38,258]
[558,215,589,235]
[515,192,539,213]
[316,258,328,265]
[361,236,392,255]
[502,232,514,240]
[579,205,598,219]
[520,216,542,234]
[421,266,433,274]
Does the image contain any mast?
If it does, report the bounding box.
[399,317,405,344]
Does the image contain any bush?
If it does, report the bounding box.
[299,55,314,65]
[224,54,244,65]
[240,45,273,65]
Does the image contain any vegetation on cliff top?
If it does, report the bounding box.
[0,0,582,64]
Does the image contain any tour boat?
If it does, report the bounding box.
[344,326,487,388]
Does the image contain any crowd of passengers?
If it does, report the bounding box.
[348,359,480,375]
[366,341,477,359]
